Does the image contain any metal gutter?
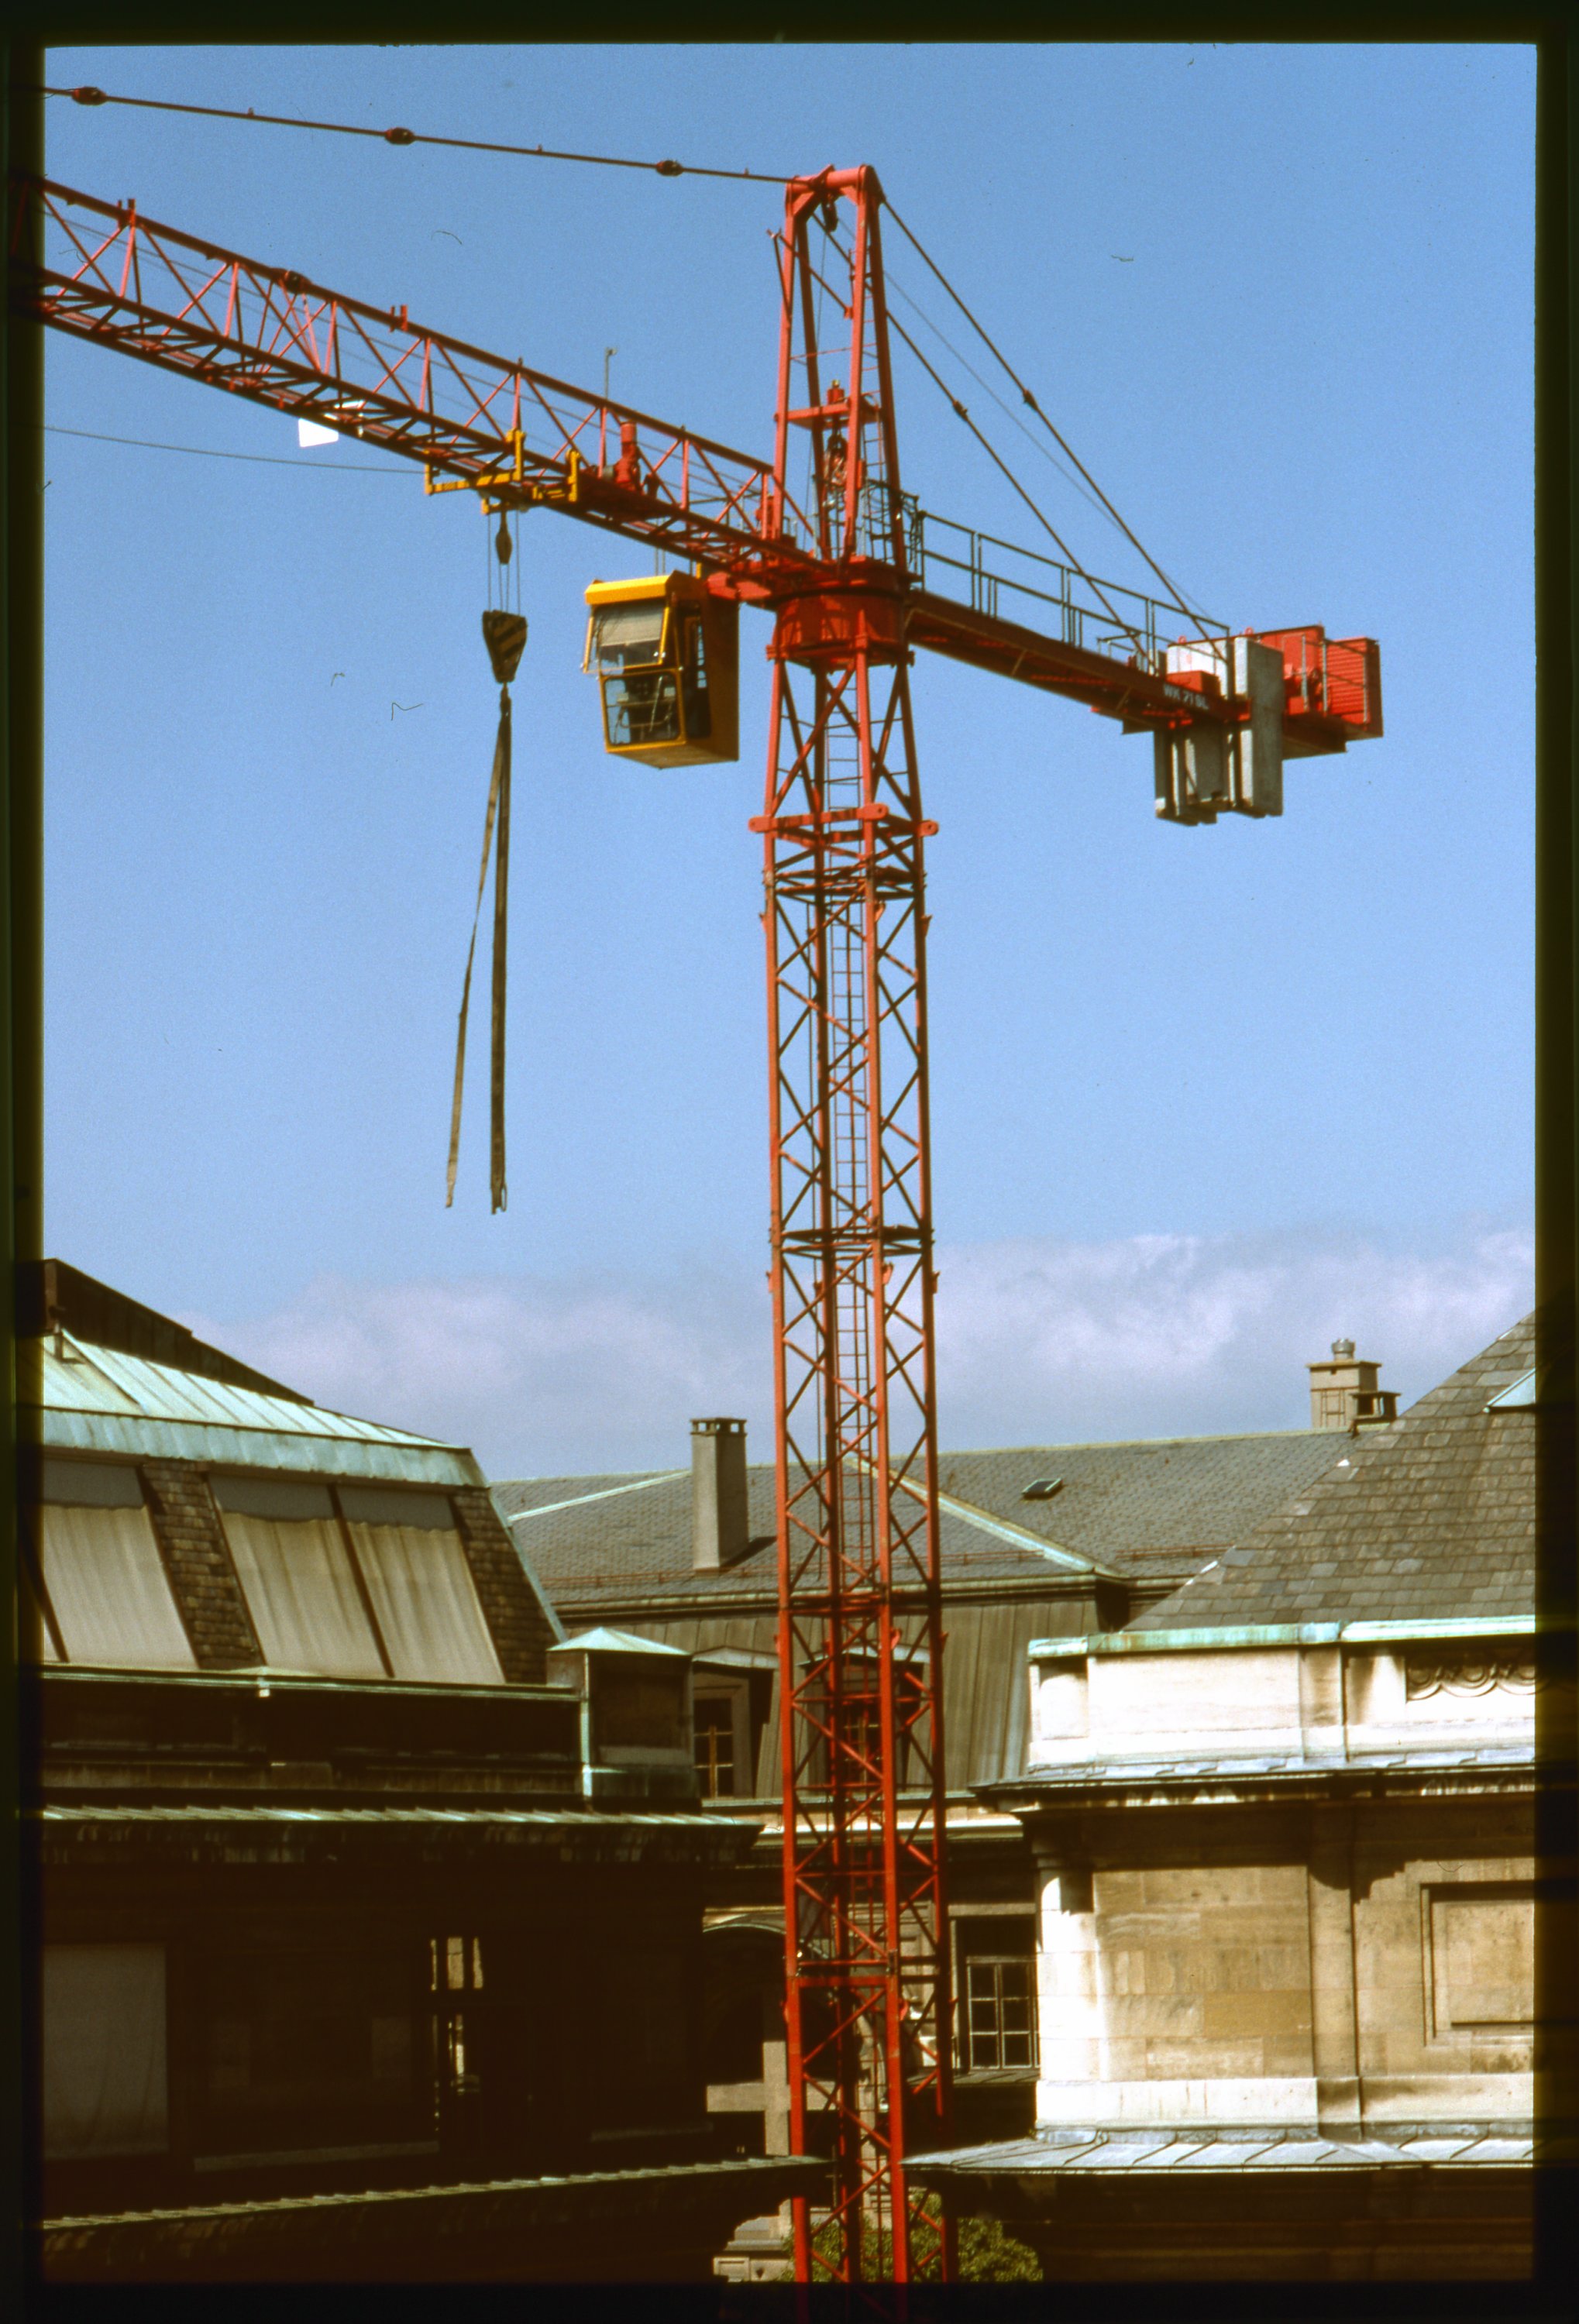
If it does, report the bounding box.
[1029,1613,1543,1659]
[36,1803,755,1831]
[42,1411,479,1485]
[32,1663,573,1704]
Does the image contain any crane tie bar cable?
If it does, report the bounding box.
[800,225,1148,658]
[887,303,1143,653]
[37,84,792,185]
[884,198,1209,625]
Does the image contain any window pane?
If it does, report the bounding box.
[694,1697,736,1798]
[40,1504,196,1669]
[593,603,666,654]
[604,672,681,748]
[44,1944,168,2157]
[221,1511,385,1678]
[336,1486,454,1532]
[964,1960,1039,2072]
[349,1524,504,1685]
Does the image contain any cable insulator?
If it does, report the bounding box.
[384,126,415,146]
[71,86,108,105]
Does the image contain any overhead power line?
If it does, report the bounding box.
[43,422,406,473]
[36,83,791,186]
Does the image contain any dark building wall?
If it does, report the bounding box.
[40,1836,730,2219]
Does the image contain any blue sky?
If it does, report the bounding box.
[41,43,1535,1470]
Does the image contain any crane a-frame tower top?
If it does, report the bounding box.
[12,156,1383,2284]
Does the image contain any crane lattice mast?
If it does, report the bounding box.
[759,167,951,2284]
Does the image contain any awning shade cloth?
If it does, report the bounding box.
[43,1944,169,2157]
[220,1510,387,1679]
[348,1522,504,1684]
[39,1503,197,1669]
[592,604,665,653]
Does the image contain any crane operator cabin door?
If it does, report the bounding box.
[584,574,738,768]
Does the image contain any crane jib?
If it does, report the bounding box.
[12,171,1380,775]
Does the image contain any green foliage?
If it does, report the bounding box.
[953,2213,1042,2282]
[779,2193,1041,2283]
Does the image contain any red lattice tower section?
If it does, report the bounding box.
[759,168,954,2287]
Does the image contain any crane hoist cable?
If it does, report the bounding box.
[885,198,1212,624]
[446,511,525,1215]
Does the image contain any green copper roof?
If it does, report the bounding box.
[33,1331,480,1487]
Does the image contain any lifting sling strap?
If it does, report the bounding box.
[446,609,528,1212]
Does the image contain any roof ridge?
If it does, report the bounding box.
[920,1480,1116,1578]
[940,1428,1319,1456]
[501,1470,688,1521]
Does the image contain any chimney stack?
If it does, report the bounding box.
[1308,1339,1398,1432]
[691,1418,749,1571]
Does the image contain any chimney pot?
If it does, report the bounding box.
[1308,1340,1396,1432]
[691,1418,749,1571]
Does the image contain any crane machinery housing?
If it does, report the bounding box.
[12,151,1383,2285]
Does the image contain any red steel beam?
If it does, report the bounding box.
[761,166,953,2291]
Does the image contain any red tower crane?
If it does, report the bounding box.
[12,160,1382,2284]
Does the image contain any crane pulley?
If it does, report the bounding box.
[12,153,1385,2285]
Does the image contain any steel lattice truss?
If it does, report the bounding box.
[13,174,819,579]
[755,168,954,2287]
[762,645,953,2284]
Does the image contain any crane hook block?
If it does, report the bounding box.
[482,610,528,686]
[583,574,739,768]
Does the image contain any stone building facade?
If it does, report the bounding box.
[911,1313,1570,2279]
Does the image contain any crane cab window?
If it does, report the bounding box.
[584,576,738,769]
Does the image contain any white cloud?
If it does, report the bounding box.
[183,1218,1533,1480]
[931,1221,1533,1447]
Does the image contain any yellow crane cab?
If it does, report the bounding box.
[583,573,739,768]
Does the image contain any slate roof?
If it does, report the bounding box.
[491,1428,1351,1612]
[1131,1314,1537,1631]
